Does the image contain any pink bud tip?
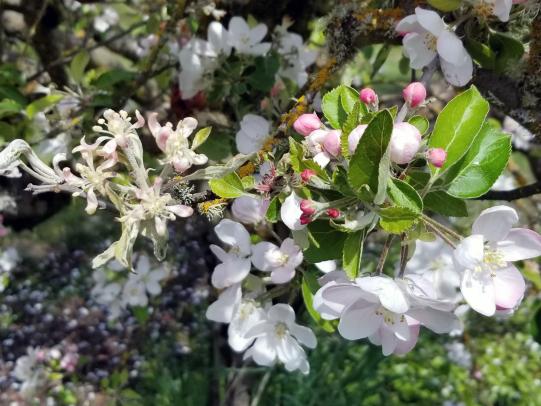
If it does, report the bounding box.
[300,169,316,183]
[426,148,447,168]
[293,113,322,137]
[326,208,340,218]
[359,88,378,105]
[402,82,427,108]
[300,213,313,225]
[300,199,316,215]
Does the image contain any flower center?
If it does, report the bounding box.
[482,246,506,271]
[474,2,494,18]
[238,301,256,320]
[274,322,288,338]
[423,33,437,52]
[375,307,405,326]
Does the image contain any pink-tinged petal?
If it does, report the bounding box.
[415,7,445,37]
[134,110,145,128]
[460,269,496,316]
[493,0,512,22]
[392,318,411,341]
[102,139,117,155]
[290,324,317,349]
[407,308,460,334]
[323,130,341,157]
[147,112,161,137]
[393,324,420,355]
[214,219,251,256]
[497,228,541,261]
[493,265,525,310]
[472,205,518,242]
[85,188,99,215]
[338,303,381,340]
[454,234,484,270]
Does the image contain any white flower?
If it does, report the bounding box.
[91,269,125,318]
[252,238,303,283]
[210,219,252,288]
[315,260,337,273]
[228,16,271,56]
[453,206,541,316]
[305,129,341,168]
[243,304,317,374]
[121,255,168,307]
[280,191,305,231]
[0,246,19,273]
[13,347,47,397]
[472,0,513,22]
[93,7,119,33]
[396,7,473,86]
[231,196,270,225]
[277,32,318,87]
[206,283,266,351]
[235,114,271,154]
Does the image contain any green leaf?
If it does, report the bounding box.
[408,115,429,135]
[379,207,419,234]
[332,166,356,197]
[348,109,393,202]
[0,99,22,119]
[301,272,335,332]
[340,102,362,158]
[304,221,347,263]
[289,137,304,172]
[342,230,365,279]
[446,121,512,198]
[92,69,136,89]
[427,0,461,11]
[0,86,27,105]
[322,85,362,129]
[265,195,280,223]
[489,32,524,74]
[465,38,496,70]
[424,191,468,217]
[387,178,423,214]
[248,54,280,92]
[428,86,489,174]
[241,175,255,190]
[371,43,391,79]
[191,126,212,150]
[70,50,90,83]
[25,94,64,118]
[208,172,245,198]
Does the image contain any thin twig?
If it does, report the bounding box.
[376,235,395,274]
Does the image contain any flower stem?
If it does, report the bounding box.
[423,220,457,249]
[422,214,462,240]
[376,235,395,275]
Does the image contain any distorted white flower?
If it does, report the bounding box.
[13,347,47,397]
[0,246,19,273]
[235,114,271,154]
[252,238,303,283]
[228,16,271,56]
[210,219,252,288]
[231,196,270,225]
[244,304,317,374]
[93,7,119,33]
[396,7,473,86]
[121,255,169,307]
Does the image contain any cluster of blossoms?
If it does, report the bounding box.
[206,219,316,374]
[177,16,316,98]
[396,3,518,86]
[91,254,169,319]
[0,109,210,269]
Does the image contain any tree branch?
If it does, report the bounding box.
[477,181,541,201]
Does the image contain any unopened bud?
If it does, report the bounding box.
[326,208,340,218]
[426,148,447,168]
[300,213,313,225]
[390,122,422,165]
[323,130,341,157]
[300,199,316,216]
[348,124,368,154]
[402,82,427,108]
[300,169,316,183]
[359,88,378,106]
[293,113,322,137]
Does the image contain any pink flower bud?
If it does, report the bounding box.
[300,213,313,225]
[426,148,447,168]
[360,88,378,105]
[293,113,322,137]
[326,208,340,218]
[402,82,426,108]
[323,130,341,157]
[390,122,422,165]
[348,124,368,154]
[300,169,316,183]
[300,199,316,215]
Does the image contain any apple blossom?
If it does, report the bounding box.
[300,199,316,215]
[231,196,270,225]
[305,129,341,168]
[402,82,427,108]
[396,7,473,86]
[277,31,318,86]
[326,208,340,218]
[453,206,541,316]
[300,169,316,183]
[426,148,447,168]
[280,192,306,231]
[243,304,317,374]
[390,122,422,164]
[472,0,513,22]
[228,16,271,56]
[251,238,303,283]
[121,255,168,307]
[293,113,322,136]
[210,219,253,288]
[348,124,368,154]
[235,114,271,154]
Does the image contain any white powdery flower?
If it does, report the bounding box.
[243,304,317,374]
[228,16,271,56]
[453,206,541,316]
[235,114,271,154]
[122,255,168,307]
[252,238,303,283]
[231,196,270,225]
[210,219,252,288]
[396,7,473,86]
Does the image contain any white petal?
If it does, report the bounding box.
[206,284,241,323]
[440,57,473,87]
[321,284,369,307]
[313,151,331,168]
[493,265,525,310]
[415,7,445,37]
[393,324,420,355]
[356,276,409,314]
[380,327,398,356]
[453,234,484,270]
[496,228,541,261]
[493,0,512,22]
[251,337,276,366]
[407,308,460,333]
[338,303,381,340]
[437,30,469,65]
[211,258,251,288]
[167,204,194,218]
[208,21,231,55]
[214,219,251,256]
[290,324,317,349]
[270,267,296,284]
[267,303,296,324]
[403,33,437,69]
[249,24,268,44]
[228,17,249,39]
[473,205,518,242]
[251,241,281,271]
[395,14,424,35]
[460,269,496,316]
[280,192,305,231]
[209,244,229,263]
[236,130,265,154]
[248,42,271,56]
